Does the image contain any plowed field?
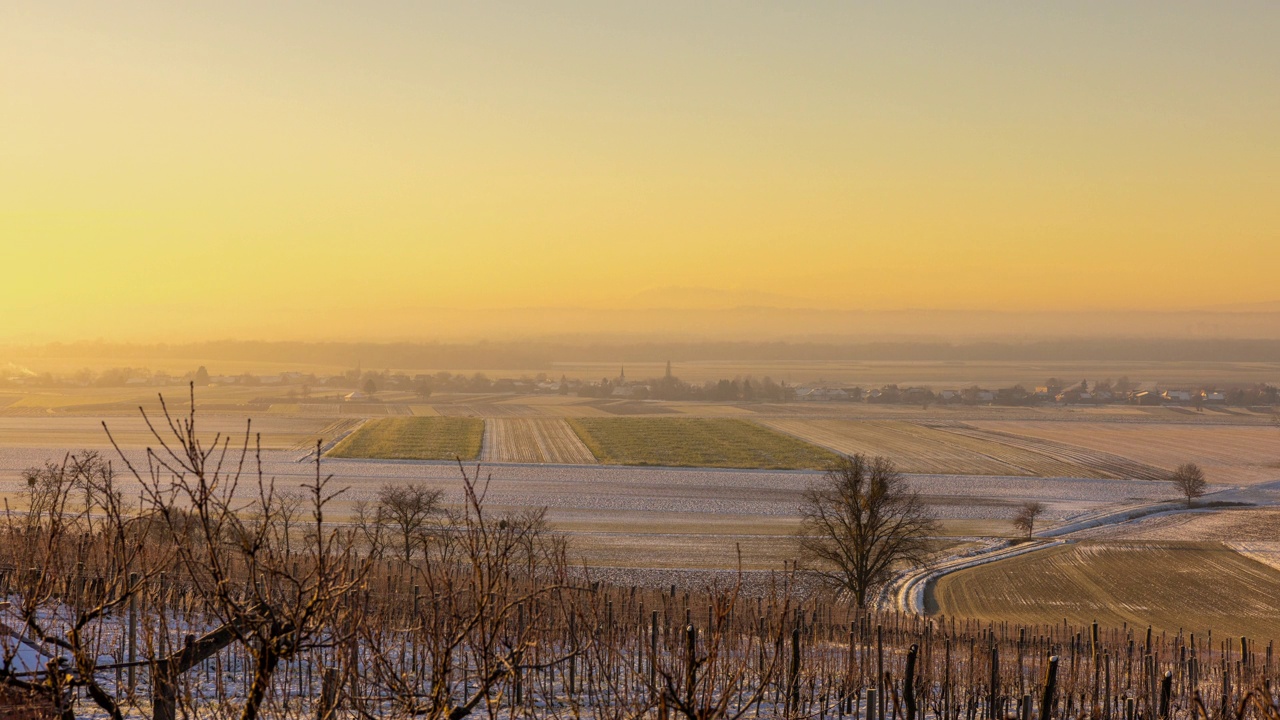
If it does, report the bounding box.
[760,419,1095,477]
[971,421,1280,485]
[567,418,839,469]
[480,418,598,464]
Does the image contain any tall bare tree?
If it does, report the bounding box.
[1170,462,1207,507]
[797,454,938,608]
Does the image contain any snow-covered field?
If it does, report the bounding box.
[0,446,1174,523]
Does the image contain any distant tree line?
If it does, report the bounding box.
[5,365,1279,411]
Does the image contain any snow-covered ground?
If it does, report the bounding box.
[0,447,1175,522]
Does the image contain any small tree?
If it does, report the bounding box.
[797,454,938,607]
[1170,462,1207,507]
[376,481,443,563]
[1012,501,1045,538]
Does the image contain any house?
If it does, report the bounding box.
[795,387,849,401]
[903,387,933,404]
[1202,391,1227,403]
[1131,390,1161,405]
[343,391,367,402]
[1162,390,1193,403]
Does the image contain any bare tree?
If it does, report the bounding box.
[1012,501,1045,538]
[376,481,443,563]
[1170,462,1207,507]
[797,454,939,608]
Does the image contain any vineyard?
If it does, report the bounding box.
[481,418,598,464]
[566,418,840,469]
[8,536,1280,720]
[327,417,484,460]
[929,541,1280,639]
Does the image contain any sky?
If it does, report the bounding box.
[3,2,1279,341]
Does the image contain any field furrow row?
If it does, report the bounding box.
[481,418,598,464]
[942,424,1168,480]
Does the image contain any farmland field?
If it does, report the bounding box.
[938,423,1168,480]
[327,417,484,460]
[971,421,1280,485]
[480,418,598,464]
[927,541,1280,638]
[1,380,1277,585]
[760,419,1096,477]
[566,417,839,469]
[1074,506,1280,544]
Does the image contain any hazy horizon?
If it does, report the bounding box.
[5,2,1280,343]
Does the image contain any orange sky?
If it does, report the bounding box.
[3,3,1279,341]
